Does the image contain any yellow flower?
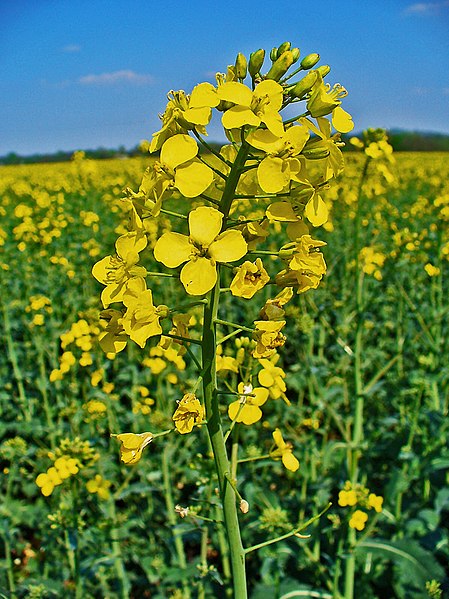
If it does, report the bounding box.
[258,287,293,321]
[228,383,269,425]
[257,357,288,402]
[266,201,309,241]
[338,489,358,507]
[247,124,310,193]
[35,467,63,496]
[172,393,205,434]
[121,278,166,348]
[424,263,440,277]
[154,206,247,295]
[150,84,219,152]
[349,510,368,531]
[97,309,127,354]
[111,432,154,465]
[368,493,383,513]
[153,134,214,198]
[306,73,348,118]
[252,320,286,358]
[218,80,284,137]
[54,457,79,479]
[270,428,299,472]
[92,232,147,308]
[230,258,270,299]
[300,116,346,179]
[86,475,111,500]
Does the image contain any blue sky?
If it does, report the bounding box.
[1,0,449,155]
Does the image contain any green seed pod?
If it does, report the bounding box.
[291,47,300,63]
[248,49,265,78]
[270,47,278,62]
[276,41,291,58]
[316,65,331,77]
[265,50,294,81]
[289,70,319,99]
[300,53,320,70]
[235,53,247,80]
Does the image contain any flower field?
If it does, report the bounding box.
[1,146,448,599]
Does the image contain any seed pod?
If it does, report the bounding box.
[248,49,265,78]
[235,52,247,80]
[300,53,320,70]
[265,50,294,81]
[302,146,331,160]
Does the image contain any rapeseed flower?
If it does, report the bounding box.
[218,80,284,137]
[228,383,269,425]
[172,393,205,434]
[86,475,111,500]
[111,432,154,465]
[270,428,299,472]
[349,510,368,531]
[154,206,247,295]
[230,258,270,299]
[92,232,147,308]
[252,320,286,358]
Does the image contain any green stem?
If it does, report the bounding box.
[107,497,130,598]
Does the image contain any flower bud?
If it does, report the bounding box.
[316,65,331,77]
[302,146,330,160]
[239,499,250,514]
[270,47,278,62]
[276,41,291,58]
[300,53,320,70]
[290,70,318,99]
[291,47,300,63]
[235,53,247,80]
[248,49,265,78]
[265,51,294,81]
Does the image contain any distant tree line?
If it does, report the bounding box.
[1,130,449,165]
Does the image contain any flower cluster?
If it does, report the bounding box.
[338,480,383,531]
[95,42,352,470]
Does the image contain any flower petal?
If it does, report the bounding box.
[261,111,285,138]
[174,159,214,197]
[189,206,223,247]
[208,230,247,263]
[160,134,198,169]
[183,106,212,126]
[304,194,329,227]
[253,80,283,111]
[222,106,260,130]
[217,81,253,105]
[258,156,289,193]
[180,257,217,295]
[154,232,192,268]
[332,106,354,133]
[266,201,298,222]
[282,451,300,472]
[189,82,219,108]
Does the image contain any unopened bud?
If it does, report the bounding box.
[276,41,291,58]
[300,53,320,70]
[235,53,247,80]
[316,65,331,77]
[157,305,170,319]
[239,499,250,514]
[302,146,330,160]
[265,51,294,81]
[291,47,300,63]
[248,49,265,78]
[270,47,278,62]
[290,70,318,99]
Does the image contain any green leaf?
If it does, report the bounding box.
[357,538,445,588]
